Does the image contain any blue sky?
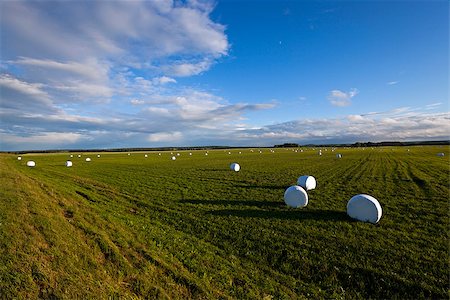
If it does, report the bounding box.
[0,0,448,150]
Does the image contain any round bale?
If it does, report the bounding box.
[284,186,308,208]
[297,175,316,191]
[171,156,176,160]
[437,152,445,157]
[17,156,22,161]
[26,161,36,167]
[230,163,240,172]
[66,160,73,167]
[347,194,382,224]
[85,158,91,162]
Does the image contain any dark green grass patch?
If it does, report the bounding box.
[1,146,448,298]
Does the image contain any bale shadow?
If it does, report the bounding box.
[181,199,282,208]
[209,208,349,222]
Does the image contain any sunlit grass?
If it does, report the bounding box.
[1,146,448,298]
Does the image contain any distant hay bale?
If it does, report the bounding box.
[66,160,73,167]
[128,153,131,156]
[97,154,101,158]
[437,153,445,157]
[189,152,192,156]
[297,175,316,191]
[70,154,73,158]
[145,154,148,158]
[336,154,342,158]
[228,152,231,155]
[205,153,208,156]
[347,194,382,224]
[284,186,308,208]
[26,161,36,167]
[171,156,176,160]
[85,158,91,162]
[177,153,180,156]
[17,156,22,161]
[78,155,81,158]
[230,163,240,172]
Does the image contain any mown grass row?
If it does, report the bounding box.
[1,146,448,298]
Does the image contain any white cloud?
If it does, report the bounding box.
[347,114,365,122]
[387,81,399,85]
[236,110,450,145]
[147,131,182,142]
[12,57,109,81]
[155,76,177,85]
[328,88,359,106]
[130,99,145,105]
[0,132,86,149]
[0,74,50,103]
[164,60,213,77]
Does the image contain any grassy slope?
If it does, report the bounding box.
[0,146,448,299]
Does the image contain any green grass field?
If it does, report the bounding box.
[1,146,448,299]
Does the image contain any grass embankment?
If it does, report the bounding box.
[1,146,448,298]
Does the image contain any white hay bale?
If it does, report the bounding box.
[230,163,240,172]
[347,194,382,224]
[297,175,316,191]
[66,160,73,167]
[128,153,131,156]
[189,152,192,156]
[284,186,308,208]
[17,156,22,161]
[239,151,242,154]
[336,154,342,158]
[97,154,101,158]
[205,153,208,156]
[158,153,161,156]
[70,154,73,158]
[78,155,81,158]
[177,153,180,156]
[437,152,445,157]
[171,156,176,160]
[26,160,36,167]
[85,158,91,162]
[145,154,148,158]
[228,152,231,155]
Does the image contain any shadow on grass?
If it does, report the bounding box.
[181,199,282,208]
[209,208,349,221]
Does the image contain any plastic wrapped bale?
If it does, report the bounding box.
[177,153,180,156]
[78,155,81,158]
[284,186,308,208]
[437,153,445,157]
[230,163,240,172]
[97,154,101,158]
[17,156,22,161]
[85,158,91,162]
[297,175,316,191]
[70,154,73,158]
[189,153,192,156]
[336,154,342,158]
[171,156,176,160]
[26,161,36,167]
[66,160,73,167]
[145,154,148,158]
[347,194,382,224]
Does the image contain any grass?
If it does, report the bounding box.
[0,146,448,299]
